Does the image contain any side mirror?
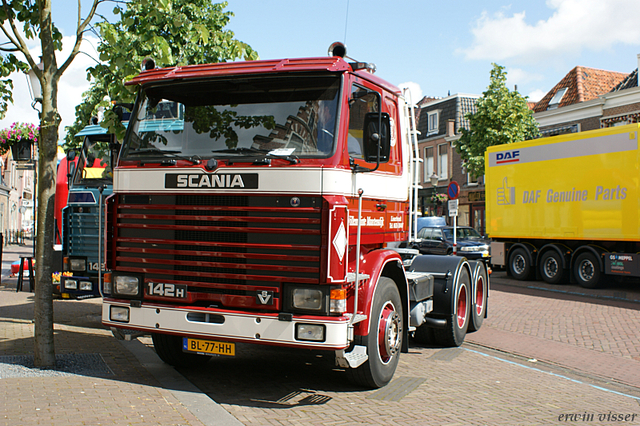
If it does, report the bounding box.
[66,150,76,162]
[362,112,390,163]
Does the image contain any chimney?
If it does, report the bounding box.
[447,119,455,137]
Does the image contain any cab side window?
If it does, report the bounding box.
[348,86,379,160]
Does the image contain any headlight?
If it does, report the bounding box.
[460,245,488,252]
[292,288,323,310]
[114,275,141,297]
[64,279,78,290]
[296,323,325,341]
[79,281,93,291]
[110,306,130,322]
[69,258,86,272]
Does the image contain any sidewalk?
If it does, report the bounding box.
[0,241,239,426]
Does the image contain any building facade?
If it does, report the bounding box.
[415,94,484,233]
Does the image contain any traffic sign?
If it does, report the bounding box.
[448,181,460,200]
[448,199,459,217]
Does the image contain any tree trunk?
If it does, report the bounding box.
[33,0,58,368]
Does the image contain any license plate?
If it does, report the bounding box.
[183,338,235,356]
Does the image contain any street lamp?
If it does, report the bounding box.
[25,58,43,259]
[26,59,43,107]
[429,172,438,187]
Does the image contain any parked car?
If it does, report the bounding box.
[413,226,490,260]
[416,216,447,231]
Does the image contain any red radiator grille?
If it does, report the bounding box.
[110,193,324,309]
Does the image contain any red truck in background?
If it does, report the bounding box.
[101,43,488,388]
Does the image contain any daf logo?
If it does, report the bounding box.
[290,197,301,207]
[496,150,520,164]
[257,290,273,305]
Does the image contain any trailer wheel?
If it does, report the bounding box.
[347,277,403,389]
[412,323,435,345]
[468,263,487,333]
[152,333,211,368]
[573,252,602,289]
[509,247,532,280]
[540,250,567,284]
[434,267,470,347]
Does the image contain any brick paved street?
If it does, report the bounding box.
[169,271,640,425]
[2,242,640,425]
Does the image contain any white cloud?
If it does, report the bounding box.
[460,0,640,63]
[527,89,546,103]
[506,68,544,89]
[398,82,423,104]
[0,35,99,141]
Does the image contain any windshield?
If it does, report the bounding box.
[72,138,113,185]
[121,74,341,161]
[442,228,483,241]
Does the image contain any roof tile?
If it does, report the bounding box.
[533,66,628,112]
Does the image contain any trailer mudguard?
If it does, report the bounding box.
[408,255,471,317]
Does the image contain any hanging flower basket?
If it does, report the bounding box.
[0,122,39,161]
[431,193,448,205]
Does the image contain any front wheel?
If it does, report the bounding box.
[347,277,403,389]
[573,252,602,289]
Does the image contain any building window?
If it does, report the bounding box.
[437,143,448,180]
[427,111,439,135]
[423,146,434,182]
[547,87,567,110]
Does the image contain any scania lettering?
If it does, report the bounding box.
[102,44,489,388]
[486,124,640,288]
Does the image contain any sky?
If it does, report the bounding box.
[2,0,640,140]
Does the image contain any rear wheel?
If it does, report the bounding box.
[412,323,435,345]
[540,250,567,284]
[434,267,470,347]
[347,277,403,389]
[509,247,532,280]
[152,333,211,368]
[573,252,602,289]
[468,263,487,332]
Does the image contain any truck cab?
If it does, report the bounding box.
[102,46,488,388]
[59,124,119,298]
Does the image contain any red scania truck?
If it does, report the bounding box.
[102,44,488,388]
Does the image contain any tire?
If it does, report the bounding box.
[346,277,403,389]
[509,247,533,280]
[434,267,470,347]
[152,333,211,368]
[539,250,567,284]
[573,252,602,289]
[412,323,435,345]
[467,262,487,333]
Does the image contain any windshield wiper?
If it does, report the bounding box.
[212,147,299,164]
[130,148,201,165]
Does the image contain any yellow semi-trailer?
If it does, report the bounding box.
[485,123,640,288]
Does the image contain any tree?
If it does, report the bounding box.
[65,0,258,148]
[456,63,539,178]
[0,0,103,367]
